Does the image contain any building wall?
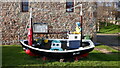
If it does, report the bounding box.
[1,2,97,45]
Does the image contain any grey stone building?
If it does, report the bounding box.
[0,1,97,45]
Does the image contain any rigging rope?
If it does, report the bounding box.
[31,4,83,13]
[21,3,91,38]
[2,3,95,45]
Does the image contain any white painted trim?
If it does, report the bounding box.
[20,39,95,53]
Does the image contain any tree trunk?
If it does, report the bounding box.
[115,16,117,25]
[97,22,100,32]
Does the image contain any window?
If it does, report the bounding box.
[21,0,29,12]
[118,1,120,7]
[66,0,74,12]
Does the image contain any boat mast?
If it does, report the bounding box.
[28,8,33,46]
[80,4,83,46]
[30,8,32,28]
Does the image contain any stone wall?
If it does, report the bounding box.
[1,2,29,45]
[1,2,97,45]
[0,2,2,45]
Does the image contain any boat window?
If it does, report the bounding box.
[21,0,29,12]
[56,44,59,46]
[53,44,55,46]
[75,36,77,39]
[66,0,74,12]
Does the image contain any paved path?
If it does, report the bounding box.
[97,34,120,51]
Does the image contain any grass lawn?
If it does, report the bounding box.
[98,22,120,34]
[2,45,120,67]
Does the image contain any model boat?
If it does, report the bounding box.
[20,4,95,61]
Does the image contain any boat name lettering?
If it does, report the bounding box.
[73,52,80,55]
